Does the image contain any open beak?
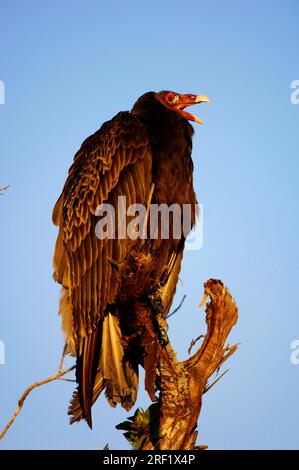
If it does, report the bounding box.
[178,94,211,124]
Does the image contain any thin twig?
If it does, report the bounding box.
[0,365,75,440]
[166,294,187,319]
[58,342,68,373]
[204,369,229,394]
[57,378,76,382]
[188,335,204,355]
[0,185,9,195]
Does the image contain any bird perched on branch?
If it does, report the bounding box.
[52,90,209,427]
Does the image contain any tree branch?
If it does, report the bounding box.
[0,185,9,195]
[0,365,75,440]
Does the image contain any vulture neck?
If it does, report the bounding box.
[131,92,196,220]
[131,92,194,183]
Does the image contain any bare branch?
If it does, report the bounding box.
[188,335,204,355]
[166,294,186,319]
[204,368,229,393]
[58,342,68,373]
[0,185,9,195]
[0,365,75,440]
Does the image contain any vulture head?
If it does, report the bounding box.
[132,90,210,126]
[155,91,210,125]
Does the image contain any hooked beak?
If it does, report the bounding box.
[178,94,211,124]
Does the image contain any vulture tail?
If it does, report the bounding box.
[68,312,138,427]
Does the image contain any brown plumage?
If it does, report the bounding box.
[52,90,209,427]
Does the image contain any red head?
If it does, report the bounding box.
[155,90,210,124]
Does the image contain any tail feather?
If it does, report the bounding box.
[68,375,105,425]
[68,312,138,427]
[101,313,138,410]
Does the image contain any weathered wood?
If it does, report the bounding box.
[130,278,238,450]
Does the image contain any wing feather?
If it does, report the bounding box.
[53,112,153,424]
[53,111,152,347]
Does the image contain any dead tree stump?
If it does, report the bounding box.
[117,279,238,450]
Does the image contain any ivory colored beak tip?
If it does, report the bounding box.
[195,117,204,125]
[195,95,211,105]
[202,97,211,106]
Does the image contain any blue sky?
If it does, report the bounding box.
[0,0,298,449]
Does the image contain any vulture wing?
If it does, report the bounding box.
[52,111,153,426]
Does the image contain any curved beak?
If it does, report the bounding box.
[178,94,211,124]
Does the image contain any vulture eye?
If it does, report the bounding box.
[167,94,180,104]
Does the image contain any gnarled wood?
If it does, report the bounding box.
[137,279,238,450]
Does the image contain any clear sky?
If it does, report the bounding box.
[0,0,298,450]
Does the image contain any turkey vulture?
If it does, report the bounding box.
[52,90,210,427]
